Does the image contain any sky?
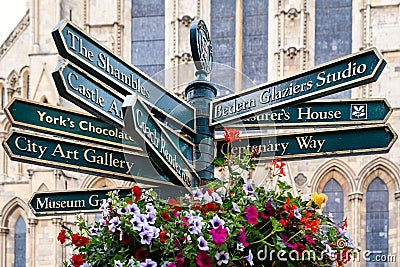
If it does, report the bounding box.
[0,1,27,45]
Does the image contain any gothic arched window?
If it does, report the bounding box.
[14,216,26,267]
[315,0,352,99]
[322,178,344,222]
[132,0,165,81]
[366,178,388,267]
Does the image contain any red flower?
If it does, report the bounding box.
[57,229,67,244]
[196,251,213,267]
[134,248,148,261]
[70,254,85,267]
[279,219,287,227]
[120,231,132,245]
[168,197,181,207]
[159,230,169,243]
[161,211,170,221]
[131,186,142,201]
[203,202,217,214]
[71,233,89,247]
[339,217,348,229]
[223,128,241,143]
[270,158,286,176]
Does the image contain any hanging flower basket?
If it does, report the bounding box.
[57,129,357,267]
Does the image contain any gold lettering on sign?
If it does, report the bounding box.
[296,136,325,152]
[36,197,86,210]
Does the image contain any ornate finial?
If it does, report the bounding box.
[190,20,213,78]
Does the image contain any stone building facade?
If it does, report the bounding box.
[0,0,399,266]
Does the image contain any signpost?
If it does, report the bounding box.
[216,124,397,161]
[29,188,133,216]
[219,98,392,129]
[1,19,397,217]
[2,129,180,186]
[5,97,140,152]
[52,61,193,163]
[52,19,196,135]
[29,187,182,216]
[123,95,200,190]
[210,47,386,126]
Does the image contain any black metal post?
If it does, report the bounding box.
[185,70,217,183]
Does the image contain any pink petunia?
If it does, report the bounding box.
[244,204,259,225]
[209,226,228,247]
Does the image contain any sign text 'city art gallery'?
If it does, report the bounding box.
[2,129,179,185]
[210,47,386,125]
[52,19,195,134]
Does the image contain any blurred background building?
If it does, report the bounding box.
[0,0,399,266]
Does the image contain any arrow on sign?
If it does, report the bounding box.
[217,98,392,129]
[210,47,386,126]
[5,97,140,152]
[29,186,186,216]
[29,188,133,216]
[52,61,193,163]
[215,124,397,161]
[123,95,200,191]
[52,19,196,135]
[2,129,185,187]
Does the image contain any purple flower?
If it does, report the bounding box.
[232,202,240,212]
[294,208,301,219]
[261,201,275,219]
[192,189,203,200]
[196,251,212,267]
[198,236,209,251]
[304,234,316,245]
[175,252,185,267]
[108,216,120,232]
[215,251,229,265]
[117,207,127,215]
[131,215,144,231]
[114,260,123,267]
[140,230,154,245]
[244,204,259,225]
[243,179,255,195]
[210,214,224,229]
[127,203,140,215]
[210,225,228,247]
[146,212,156,224]
[212,192,223,204]
[140,258,157,267]
[245,250,254,266]
[238,227,249,247]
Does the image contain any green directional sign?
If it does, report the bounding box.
[216,124,397,161]
[123,95,200,191]
[210,47,386,126]
[218,98,392,129]
[5,97,140,152]
[29,188,133,216]
[52,19,195,135]
[52,61,193,163]
[29,185,188,216]
[2,129,184,187]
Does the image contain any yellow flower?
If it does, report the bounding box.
[310,192,328,210]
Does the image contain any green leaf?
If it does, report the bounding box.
[213,158,225,166]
